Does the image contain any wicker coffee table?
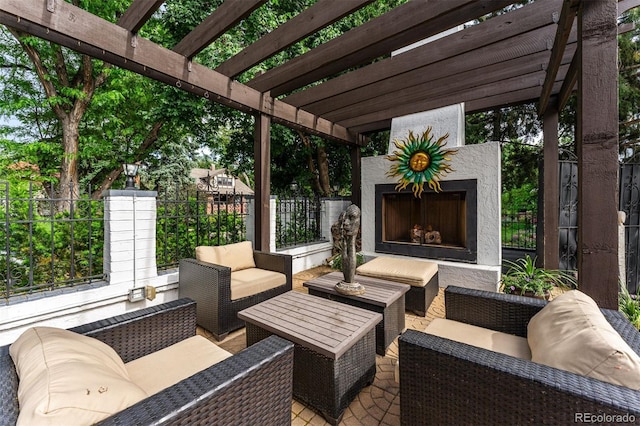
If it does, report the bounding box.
[304,271,410,355]
[238,291,381,425]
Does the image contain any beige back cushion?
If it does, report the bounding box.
[126,335,232,396]
[425,318,532,360]
[9,327,147,426]
[528,290,640,390]
[356,256,437,287]
[196,240,256,272]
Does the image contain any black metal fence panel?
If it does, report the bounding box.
[620,163,640,294]
[501,207,537,250]
[559,161,578,271]
[0,181,104,299]
[156,186,249,270]
[275,196,323,249]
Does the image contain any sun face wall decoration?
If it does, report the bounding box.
[386,127,457,198]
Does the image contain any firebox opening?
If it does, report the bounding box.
[382,192,467,248]
[375,181,477,263]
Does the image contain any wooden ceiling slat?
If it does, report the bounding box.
[466,82,563,114]
[337,65,569,129]
[284,0,562,109]
[305,25,561,117]
[172,0,267,59]
[325,46,575,123]
[246,0,517,97]
[350,120,392,135]
[215,0,375,79]
[117,0,163,34]
[538,0,579,116]
[0,0,356,143]
[619,0,640,15]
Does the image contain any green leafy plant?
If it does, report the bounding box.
[501,255,576,298]
[619,283,640,331]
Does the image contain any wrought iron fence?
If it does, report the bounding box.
[0,181,104,299]
[501,206,537,250]
[275,195,323,249]
[156,185,249,269]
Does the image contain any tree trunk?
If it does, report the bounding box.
[57,116,81,211]
[8,28,108,211]
[316,145,331,196]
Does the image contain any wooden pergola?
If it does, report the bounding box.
[0,0,629,308]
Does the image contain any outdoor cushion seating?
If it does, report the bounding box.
[356,256,438,316]
[0,298,294,426]
[398,285,640,425]
[179,241,292,340]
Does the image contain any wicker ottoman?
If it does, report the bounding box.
[356,256,439,317]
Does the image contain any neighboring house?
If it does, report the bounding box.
[189,166,253,214]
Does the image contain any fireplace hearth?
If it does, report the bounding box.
[375,180,477,263]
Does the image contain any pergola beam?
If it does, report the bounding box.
[172,0,266,59]
[117,0,163,34]
[284,0,562,110]
[0,0,357,144]
[538,0,579,116]
[247,0,516,97]
[215,0,375,79]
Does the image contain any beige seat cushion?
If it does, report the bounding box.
[9,327,148,426]
[528,290,640,390]
[196,240,256,272]
[425,318,532,360]
[230,268,287,300]
[356,256,437,287]
[126,335,232,396]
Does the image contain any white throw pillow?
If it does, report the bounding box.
[528,290,640,389]
[10,327,147,426]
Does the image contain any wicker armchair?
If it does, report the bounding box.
[0,298,294,426]
[399,286,640,425]
[179,249,292,340]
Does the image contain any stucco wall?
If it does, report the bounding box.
[361,142,502,291]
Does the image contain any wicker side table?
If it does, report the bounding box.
[238,291,381,425]
[304,271,410,355]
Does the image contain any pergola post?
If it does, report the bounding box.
[577,0,618,308]
[254,113,271,251]
[541,100,559,270]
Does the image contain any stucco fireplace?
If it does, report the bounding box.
[360,104,502,292]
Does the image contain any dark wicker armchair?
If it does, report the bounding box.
[399,286,640,425]
[0,298,294,426]
[179,250,292,340]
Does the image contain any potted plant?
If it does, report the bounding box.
[500,255,576,300]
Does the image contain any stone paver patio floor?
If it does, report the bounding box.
[197,265,446,426]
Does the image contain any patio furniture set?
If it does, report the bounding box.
[3,242,639,425]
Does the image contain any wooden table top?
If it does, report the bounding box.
[238,291,382,359]
[303,272,411,308]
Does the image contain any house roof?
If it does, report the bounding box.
[190,167,254,195]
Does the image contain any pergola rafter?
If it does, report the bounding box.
[246,0,516,97]
[215,0,376,79]
[172,0,267,58]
